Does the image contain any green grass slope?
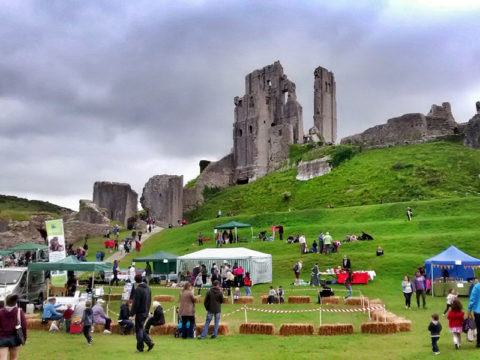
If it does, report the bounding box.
[0,194,72,221]
[188,141,480,222]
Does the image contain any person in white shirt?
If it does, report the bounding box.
[129,264,136,283]
[443,288,457,315]
[267,286,276,304]
[299,234,306,255]
[401,275,413,309]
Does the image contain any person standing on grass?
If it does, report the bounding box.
[299,234,306,255]
[402,275,413,309]
[318,233,324,254]
[310,263,320,287]
[406,207,413,221]
[447,299,464,350]
[0,294,27,359]
[343,270,353,300]
[412,270,427,309]
[131,274,154,352]
[443,289,457,316]
[178,284,196,339]
[323,232,333,254]
[467,280,480,348]
[198,232,203,246]
[244,272,252,296]
[110,260,119,286]
[292,260,302,285]
[342,255,351,270]
[81,301,93,345]
[428,313,442,355]
[277,225,284,241]
[200,280,224,339]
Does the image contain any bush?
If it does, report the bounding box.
[328,146,358,168]
[282,191,291,201]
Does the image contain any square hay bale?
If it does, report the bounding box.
[222,297,230,304]
[106,294,122,301]
[27,318,51,331]
[153,295,175,303]
[394,319,412,332]
[149,323,177,335]
[110,323,134,335]
[318,323,354,336]
[279,323,314,336]
[196,322,230,335]
[370,310,397,322]
[93,323,112,333]
[345,297,366,306]
[369,298,384,305]
[287,296,311,304]
[25,313,41,320]
[239,323,275,335]
[361,322,398,334]
[194,296,202,303]
[234,296,254,304]
[261,296,268,304]
[321,296,341,305]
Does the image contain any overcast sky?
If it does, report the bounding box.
[1,0,479,210]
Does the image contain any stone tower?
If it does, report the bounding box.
[313,66,337,144]
[233,61,303,183]
[92,182,138,226]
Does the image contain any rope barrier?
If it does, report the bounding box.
[242,305,384,314]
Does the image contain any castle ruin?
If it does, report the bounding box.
[313,66,337,144]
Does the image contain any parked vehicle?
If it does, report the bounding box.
[0,267,47,306]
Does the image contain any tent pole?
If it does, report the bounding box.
[431,264,434,297]
[235,227,237,243]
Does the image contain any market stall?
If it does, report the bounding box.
[176,247,272,285]
[214,221,253,243]
[133,250,178,282]
[424,245,480,297]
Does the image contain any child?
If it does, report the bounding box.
[194,273,203,295]
[234,287,240,301]
[443,288,457,315]
[81,301,93,345]
[267,286,276,304]
[63,303,73,333]
[428,313,442,355]
[447,299,464,350]
[277,286,284,304]
[244,272,252,296]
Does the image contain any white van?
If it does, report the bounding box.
[0,267,47,305]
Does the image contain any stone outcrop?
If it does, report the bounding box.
[141,175,183,226]
[183,154,234,212]
[341,102,458,148]
[93,182,138,226]
[296,156,331,181]
[464,102,480,149]
[76,200,110,224]
[233,61,303,183]
[0,215,50,248]
[314,66,337,144]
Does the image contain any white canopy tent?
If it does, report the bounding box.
[176,248,272,285]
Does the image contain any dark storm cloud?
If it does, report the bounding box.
[1,0,479,209]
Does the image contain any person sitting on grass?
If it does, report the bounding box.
[42,297,63,326]
[118,301,134,335]
[267,286,276,304]
[376,247,384,256]
[92,299,112,334]
[145,301,165,335]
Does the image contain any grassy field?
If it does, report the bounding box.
[23,195,480,359]
[0,194,71,221]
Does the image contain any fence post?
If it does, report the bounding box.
[319,308,322,326]
[244,307,248,324]
[383,306,386,323]
[173,306,176,324]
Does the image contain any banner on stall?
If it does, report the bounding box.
[45,219,67,286]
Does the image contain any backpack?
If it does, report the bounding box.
[293,263,299,272]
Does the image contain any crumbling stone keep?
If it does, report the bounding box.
[341,102,457,148]
[313,66,337,144]
[464,102,480,149]
[141,175,183,226]
[93,181,138,226]
[233,61,303,183]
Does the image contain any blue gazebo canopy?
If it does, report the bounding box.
[425,245,480,280]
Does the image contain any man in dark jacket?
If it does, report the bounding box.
[145,301,165,334]
[342,255,351,270]
[131,274,154,352]
[118,301,133,335]
[199,280,224,339]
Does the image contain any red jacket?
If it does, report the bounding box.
[244,276,252,287]
[447,310,464,328]
[0,307,27,341]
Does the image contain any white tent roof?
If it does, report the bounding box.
[177,247,271,260]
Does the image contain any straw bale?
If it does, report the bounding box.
[279,323,314,336]
[25,313,40,320]
[234,296,254,304]
[153,295,175,303]
[287,296,311,304]
[321,296,341,305]
[261,296,268,304]
[149,323,177,335]
[345,297,367,306]
[360,322,398,334]
[222,297,230,304]
[110,323,134,335]
[394,319,412,332]
[196,322,230,335]
[239,323,275,335]
[194,296,202,303]
[369,298,384,305]
[105,294,122,301]
[26,318,51,331]
[318,323,354,336]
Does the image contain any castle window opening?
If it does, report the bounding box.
[279,129,282,136]
[238,129,243,137]
[267,80,272,87]
[249,125,253,134]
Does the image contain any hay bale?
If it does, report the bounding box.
[287,296,311,304]
[105,294,122,301]
[318,323,354,336]
[25,313,41,320]
[370,310,398,322]
[279,323,314,336]
[369,298,384,305]
[222,297,230,304]
[239,323,275,335]
[93,323,113,332]
[345,297,367,306]
[234,296,254,304]
[153,295,175,303]
[111,323,134,335]
[194,296,202,303]
[360,322,398,334]
[149,323,177,335]
[26,318,50,331]
[394,319,412,332]
[261,296,268,304]
[321,296,341,305]
[196,322,230,335]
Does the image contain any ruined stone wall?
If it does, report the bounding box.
[296,156,331,181]
[141,175,183,226]
[93,182,138,226]
[341,103,457,148]
[464,102,480,149]
[233,61,303,183]
[314,66,337,144]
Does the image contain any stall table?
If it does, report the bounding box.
[336,271,370,284]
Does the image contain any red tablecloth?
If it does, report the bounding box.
[336,272,369,284]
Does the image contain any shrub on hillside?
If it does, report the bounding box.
[328,146,358,168]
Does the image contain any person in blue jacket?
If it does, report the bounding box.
[468,281,480,348]
[42,297,63,325]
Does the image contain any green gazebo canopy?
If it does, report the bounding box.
[133,251,178,274]
[28,255,111,272]
[8,243,48,251]
[0,250,13,257]
[214,221,251,230]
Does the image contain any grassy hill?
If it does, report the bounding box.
[0,194,72,221]
[188,141,480,222]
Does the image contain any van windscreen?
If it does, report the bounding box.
[0,271,23,285]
